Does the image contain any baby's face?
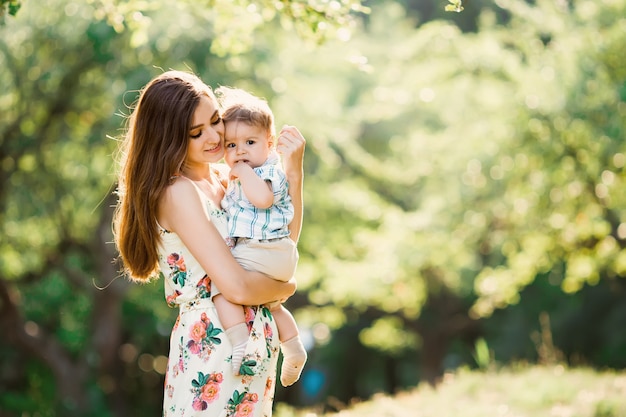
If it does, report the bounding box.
[223,121,273,169]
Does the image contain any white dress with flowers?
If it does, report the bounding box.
[158,189,280,417]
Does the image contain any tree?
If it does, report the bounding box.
[0,0,367,414]
[261,0,626,390]
[2,0,625,413]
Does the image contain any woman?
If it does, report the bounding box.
[113,70,305,416]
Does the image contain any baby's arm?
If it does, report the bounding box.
[230,162,274,209]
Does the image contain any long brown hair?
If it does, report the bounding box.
[113,70,215,281]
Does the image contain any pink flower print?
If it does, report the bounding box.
[187,314,223,359]
[265,377,274,399]
[190,321,207,343]
[264,322,273,339]
[188,340,201,355]
[166,290,182,307]
[192,397,208,411]
[165,384,174,399]
[227,389,259,417]
[174,358,183,377]
[235,401,255,417]
[234,393,258,417]
[244,307,255,331]
[200,381,220,403]
[197,275,212,299]
[167,253,186,271]
[167,253,187,286]
[191,372,223,410]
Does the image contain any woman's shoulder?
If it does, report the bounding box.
[157,177,199,231]
[165,175,198,197]
[160,176,206,216]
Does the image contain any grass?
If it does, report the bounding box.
[275,365,626,417]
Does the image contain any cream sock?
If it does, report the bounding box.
[280,336,307,387]
[226,323,249,375]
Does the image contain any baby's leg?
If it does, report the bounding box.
[271,305,307,386]
[214,294,248,375]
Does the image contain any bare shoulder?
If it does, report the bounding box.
[158,177,202,229]
[162,176,198,203]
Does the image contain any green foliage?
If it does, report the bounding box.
[0,0,20,19]
[359,316,419,355]
[83,0,369,56]
[257,0,626,395]
[2,0,626,413]
[0,0,368,414]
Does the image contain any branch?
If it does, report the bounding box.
[328,141,421,212]
[0,277,82,386]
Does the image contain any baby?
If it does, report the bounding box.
[213,86,307,387]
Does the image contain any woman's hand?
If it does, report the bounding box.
[277,125,305,180]
[277,125,306,243]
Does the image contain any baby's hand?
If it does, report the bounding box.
[229,161,253,181]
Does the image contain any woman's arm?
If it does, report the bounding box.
[276,125,306,243]
[158,179,296,305]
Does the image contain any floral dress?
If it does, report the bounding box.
[157,192,280,417]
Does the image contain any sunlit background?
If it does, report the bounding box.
[1,0,625,415]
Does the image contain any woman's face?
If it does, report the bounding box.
[186,95,225,166]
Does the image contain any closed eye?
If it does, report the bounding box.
[190,130,202,139]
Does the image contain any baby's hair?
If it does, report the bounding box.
[216,86,275,138]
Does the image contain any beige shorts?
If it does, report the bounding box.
[232,236,299,282]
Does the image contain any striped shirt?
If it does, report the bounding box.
[222,152,294,240]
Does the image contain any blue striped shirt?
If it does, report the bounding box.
[222,152,294,240]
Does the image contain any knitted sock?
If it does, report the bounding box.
[226,323,249,375]
[280,336,307,387]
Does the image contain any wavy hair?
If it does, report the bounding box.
[113,70,215,281]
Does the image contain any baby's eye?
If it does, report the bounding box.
[190,131,202,139]
[225,142,236,148]
[246,140,255,145]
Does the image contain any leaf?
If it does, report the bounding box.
[229,390,246,405]
[262,306,273,320]
[173,271,187,286]
[206,322,223,337]
[239,360,257,376]
[192,371,209,387]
